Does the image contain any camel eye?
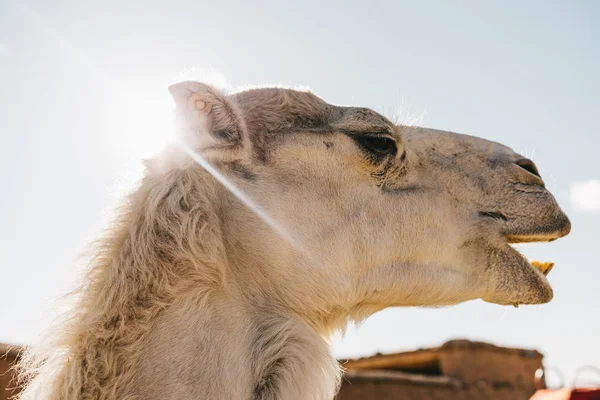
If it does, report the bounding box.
[353,135,397,157]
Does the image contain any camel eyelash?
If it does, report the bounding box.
[351,135,398,163]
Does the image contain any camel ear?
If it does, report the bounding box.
[169,81,247,154]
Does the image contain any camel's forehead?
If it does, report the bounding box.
[232,87,394,134]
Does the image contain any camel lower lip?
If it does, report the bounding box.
[484,244,555,306]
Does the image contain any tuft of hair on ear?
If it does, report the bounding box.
[168,81,248,155]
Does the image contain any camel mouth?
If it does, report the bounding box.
[482,213,570,306]
[507,243,554,276]
[503,216,570,279]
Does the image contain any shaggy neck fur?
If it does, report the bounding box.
[18,165,340,400]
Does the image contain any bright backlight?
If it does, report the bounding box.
[121,90,174,160]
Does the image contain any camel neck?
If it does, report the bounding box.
[129,290,341,399]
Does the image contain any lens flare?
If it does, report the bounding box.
[173,138,306,254]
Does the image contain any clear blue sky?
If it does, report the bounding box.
[1,0,598,387]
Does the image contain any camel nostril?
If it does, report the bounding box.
[516,158,541,178]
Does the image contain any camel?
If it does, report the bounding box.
[17,81,571,400]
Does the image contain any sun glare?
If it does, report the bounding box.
[120,68,231,161]
[122,90,175,160]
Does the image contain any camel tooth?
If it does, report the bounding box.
[531,261,555,276]
[542,263,554,276]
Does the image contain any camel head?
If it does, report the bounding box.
[165,81,571,330]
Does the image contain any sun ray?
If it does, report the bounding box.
[173,138,306,254]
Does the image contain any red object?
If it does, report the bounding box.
[531,389,600,400]
[570,389,600,400]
